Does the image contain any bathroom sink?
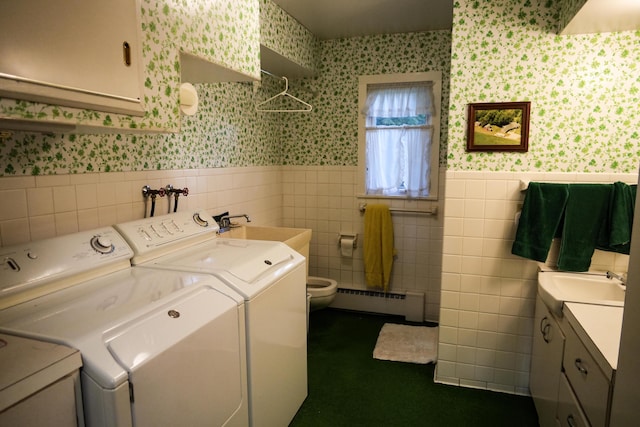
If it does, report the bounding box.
[538,271,625,316]
[221,226,312,275]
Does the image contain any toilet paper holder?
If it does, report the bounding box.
[338,233,358,248]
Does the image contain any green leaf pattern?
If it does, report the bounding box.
[447,0,640,173]
[259,0,318,71]
[2,0,640,176]
[280,32,452,167]
[0,0,260,133]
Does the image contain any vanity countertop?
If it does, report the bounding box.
[563,302,623,379]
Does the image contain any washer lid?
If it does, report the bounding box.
[0,268,242,389]
[197,239,294,283]
[106,286,236,372]
[145,238,303,299]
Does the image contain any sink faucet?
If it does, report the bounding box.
[606,271,627,286]
[217,214,251,232]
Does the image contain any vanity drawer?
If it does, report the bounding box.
[563,325,611,426]
[557,374,589,427]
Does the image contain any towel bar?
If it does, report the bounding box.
[358,203,437,216]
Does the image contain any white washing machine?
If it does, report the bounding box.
[0,226,248,427]
[114,210,308,427]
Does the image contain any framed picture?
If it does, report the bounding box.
[466,101,531,152]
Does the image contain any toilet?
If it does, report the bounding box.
[307,276,337,311]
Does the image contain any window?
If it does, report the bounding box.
[358,72,441,200]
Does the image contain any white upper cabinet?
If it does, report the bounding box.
[559,0,640,34]
[0,0,145,116]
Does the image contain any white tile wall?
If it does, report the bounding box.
[0,166,283,246]
[282,165,445,321]
[4,165,632,394]
[436,170,635,395]
[0,164,445,321]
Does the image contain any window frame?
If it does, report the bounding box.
[357,72,442,201]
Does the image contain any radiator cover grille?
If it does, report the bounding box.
[329,288,424,322]
[336,288,406,299]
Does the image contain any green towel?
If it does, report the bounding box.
[511,183,569,262]
[513,181,637,272]
[596,182,637,254]
[557,184,613,271]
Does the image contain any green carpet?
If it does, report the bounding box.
[290,309,539,427]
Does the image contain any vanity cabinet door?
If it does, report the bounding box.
[0,0,144,115]
[530,295,566,427]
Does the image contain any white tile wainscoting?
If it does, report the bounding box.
[0,165,445,322]
[0,166,283,246]
[2,166,633,395]
[436,170,635,395]
[281,166,445,322]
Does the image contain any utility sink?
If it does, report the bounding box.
[538,271,626,316]
[221,226,312,275]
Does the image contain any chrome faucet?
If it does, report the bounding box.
[606,271,627,286]
[218,214,251,232]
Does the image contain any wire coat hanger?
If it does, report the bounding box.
[256,72,313,113]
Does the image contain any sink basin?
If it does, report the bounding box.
[221,226,312,276]
[538,271,625,316]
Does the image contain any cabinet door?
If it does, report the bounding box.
[530,295,566,427]
[0,0,144,115]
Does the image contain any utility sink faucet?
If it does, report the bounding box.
[606,271,627,286]
[218,214,251,232]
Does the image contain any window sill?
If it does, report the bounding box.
[356,193,438,201]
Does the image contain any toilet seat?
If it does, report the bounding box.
[307,277,337,312]
[307,276,337,297]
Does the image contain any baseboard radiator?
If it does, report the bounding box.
[329,288,425,322]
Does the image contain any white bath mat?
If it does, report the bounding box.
[373,323,438,364]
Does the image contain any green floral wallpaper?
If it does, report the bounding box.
[259,0,318,71]
[0,0,278,176]
[1,81,283,175]
[557,0,587,32]
[280,31,453,166]
[447,0,640,173]
[0,0,260,132]
[3,0,640,177]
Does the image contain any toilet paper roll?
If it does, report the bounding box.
[340,237,354,257]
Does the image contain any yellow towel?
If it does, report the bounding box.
[364,204,396,291]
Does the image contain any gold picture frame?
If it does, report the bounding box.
[466,101,530,152]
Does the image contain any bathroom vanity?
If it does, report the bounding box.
[531,271,624,427]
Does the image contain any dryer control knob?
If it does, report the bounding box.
[192,213,209,227]
[91,235,114,254]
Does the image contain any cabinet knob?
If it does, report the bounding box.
[574,358,588,376]
[567,414,577,427]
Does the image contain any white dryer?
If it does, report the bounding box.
[0,226,248,427]
[114,210,308,427]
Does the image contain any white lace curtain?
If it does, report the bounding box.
[365,83,433,119]
[363,83,434,196]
